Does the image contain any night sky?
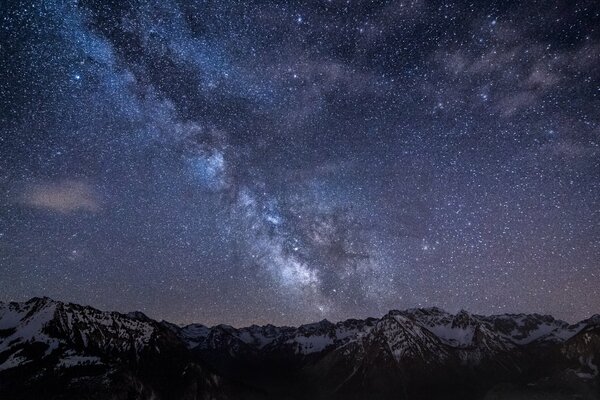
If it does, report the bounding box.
[1,0,599,326]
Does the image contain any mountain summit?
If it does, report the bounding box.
[1,297,599,399]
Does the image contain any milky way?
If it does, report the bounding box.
[1,0,599,326]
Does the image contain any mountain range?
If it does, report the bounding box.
[1,297,599,399]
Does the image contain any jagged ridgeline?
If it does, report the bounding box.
[1,297,599,400]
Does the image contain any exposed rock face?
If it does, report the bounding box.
[0,297,264,400]
[1,298,599,399]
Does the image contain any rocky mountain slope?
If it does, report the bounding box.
[1,297,599,399]
[0,297,263,400]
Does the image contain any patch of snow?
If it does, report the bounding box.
[287,334,334,354]
[0,350,30,371]
[180,324,210,349]
[58,354,102,368]
[0,300,58,353]
[236,330,276,348]
[511,323,556,344]
[425,324,475,346]
[576,371,596,379]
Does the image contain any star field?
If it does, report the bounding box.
[0,0,599,326]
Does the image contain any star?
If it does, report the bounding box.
[0,0,598,326]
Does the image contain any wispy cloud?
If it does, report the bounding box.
[21,180,101,213]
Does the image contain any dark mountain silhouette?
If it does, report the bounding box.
[1,298,599,399]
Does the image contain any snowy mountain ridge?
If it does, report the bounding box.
[174,306,596,356]
[0,297,164,372]
[1,297,599,400]
[2,297,598,370]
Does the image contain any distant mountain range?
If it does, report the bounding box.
[1,297,599,399]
